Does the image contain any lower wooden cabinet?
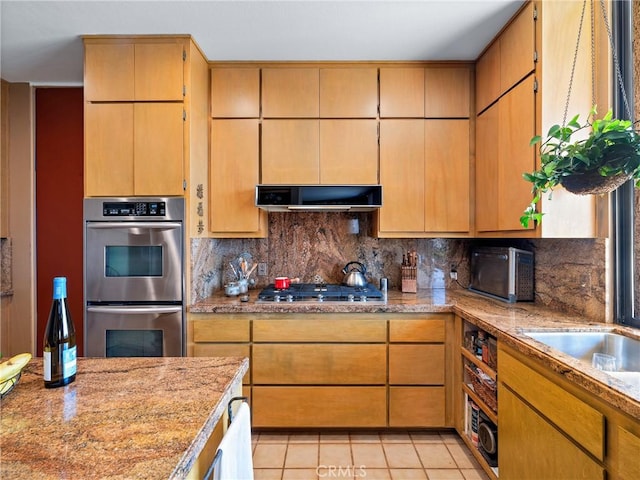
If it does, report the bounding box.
[389,386,446,427]
[252,386,387,428]
[192,313,453,429]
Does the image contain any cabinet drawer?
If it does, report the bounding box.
[192,344,250,384]
[389,386,446,427]
[253,316,386,342]
[500,349,605,461]
[192,316,251,342]
[388,315,447,342]
[389,344,444,385]
[252,386,387,428]
[253,344,386,384]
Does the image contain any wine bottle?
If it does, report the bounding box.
[43,276,77,388]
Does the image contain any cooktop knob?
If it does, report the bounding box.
[317,293,324,302]
[360,295,367,302]
[286,294,294,302]
[347,294,355,302]
[274,295,282,302]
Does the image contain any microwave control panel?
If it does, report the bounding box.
[102,201,166,217]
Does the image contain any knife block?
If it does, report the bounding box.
[401,266,417,293]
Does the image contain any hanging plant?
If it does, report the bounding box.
[520,107,640,228]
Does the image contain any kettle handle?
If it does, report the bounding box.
[342,261,366,275]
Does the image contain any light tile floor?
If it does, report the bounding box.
[252,430,491,480]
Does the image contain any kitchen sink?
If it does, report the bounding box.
[608,372,640,389]
[524,330,640,372]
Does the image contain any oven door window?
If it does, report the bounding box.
[105,245,163,277]
[106,330,163,357]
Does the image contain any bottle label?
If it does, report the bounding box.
[63,344,77,378]
[43,351,52,381]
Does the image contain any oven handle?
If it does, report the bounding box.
[86,222,182,229]
[86,305,183,315]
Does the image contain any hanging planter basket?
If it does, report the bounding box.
[561,171,632,195]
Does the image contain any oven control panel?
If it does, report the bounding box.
[102,201,166,217]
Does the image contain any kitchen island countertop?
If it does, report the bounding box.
[191,288,640,419]
[0,356,248,480]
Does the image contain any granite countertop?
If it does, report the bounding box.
[0,356,249,480]
[190,288,640,419]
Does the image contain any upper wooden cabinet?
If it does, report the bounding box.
[210,67,260,118]
[424,66,471,118]
[262,119,320,184]
[84,39,185,102]
[262,68,319,117]
[475,1,536,113]
[377,119,470,237]
[380,67,425,118]
[1,81,9,237]
[209,119,267,237]
[319,68,378,118]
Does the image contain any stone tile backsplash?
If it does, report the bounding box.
[190,213,607,321]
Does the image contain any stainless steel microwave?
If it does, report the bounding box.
[469,247,534,303]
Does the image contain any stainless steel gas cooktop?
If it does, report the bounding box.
[257,283,384,303]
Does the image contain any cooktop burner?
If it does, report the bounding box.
[258,283,384,303]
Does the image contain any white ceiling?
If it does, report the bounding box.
[0,0,525,85]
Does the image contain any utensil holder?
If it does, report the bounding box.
[401,266,417,293]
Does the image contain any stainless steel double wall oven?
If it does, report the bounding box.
[84,197,185,357]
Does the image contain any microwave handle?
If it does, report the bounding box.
[87,305,182,315]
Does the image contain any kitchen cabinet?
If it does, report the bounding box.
[474,1,609,237]
[191,312,453,429]
[388,316,448,427]
[83,35,208,199]
[424,66,472,118]
[251,315,387,428]
[84,102,184,196]
[497,341,640,480]
[210,67,260,118]
[262,119,378,185]
[261,119,319,184]
[262,67,319,118]
[191,314,251,391]
[475,75,536,234]
[319,67,378,118]
[209,119,267,237]
[454,316,499,479]
[377,119,470,237]
[380,67,425,118]
[475,1,535,113]
[84,39,184,102]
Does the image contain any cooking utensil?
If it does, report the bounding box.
[275,277,291,289]
[341,261,368,287]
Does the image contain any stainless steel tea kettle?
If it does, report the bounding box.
[342,261,368,287]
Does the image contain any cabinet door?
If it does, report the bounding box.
[319,120,378,184]
[210,68,260,118]
[424,66,471,118]
[499,386,605,480]
[210,120,263,233]
[84,103,134,196]
[253,386,387,428]
[500,1,536,93]
[424,119,470,233]
[84,43,135,101]
[497,75,536,231]
[134,42,184,101]
[262,68,319,117]
[319,68,378,118]
[389,344,445,385]
[133,103,184,195]
[261,120,319,184]
[378,120,425,233]
[380,67,425,118]
[475,102,499,232]
[389,387,446,427]
[475,39,501,114]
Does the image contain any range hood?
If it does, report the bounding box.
[256,185,382,212]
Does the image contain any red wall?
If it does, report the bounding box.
[35,88,84,355]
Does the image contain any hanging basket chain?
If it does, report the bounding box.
[598,0,633,122]
[562,0,589,127]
